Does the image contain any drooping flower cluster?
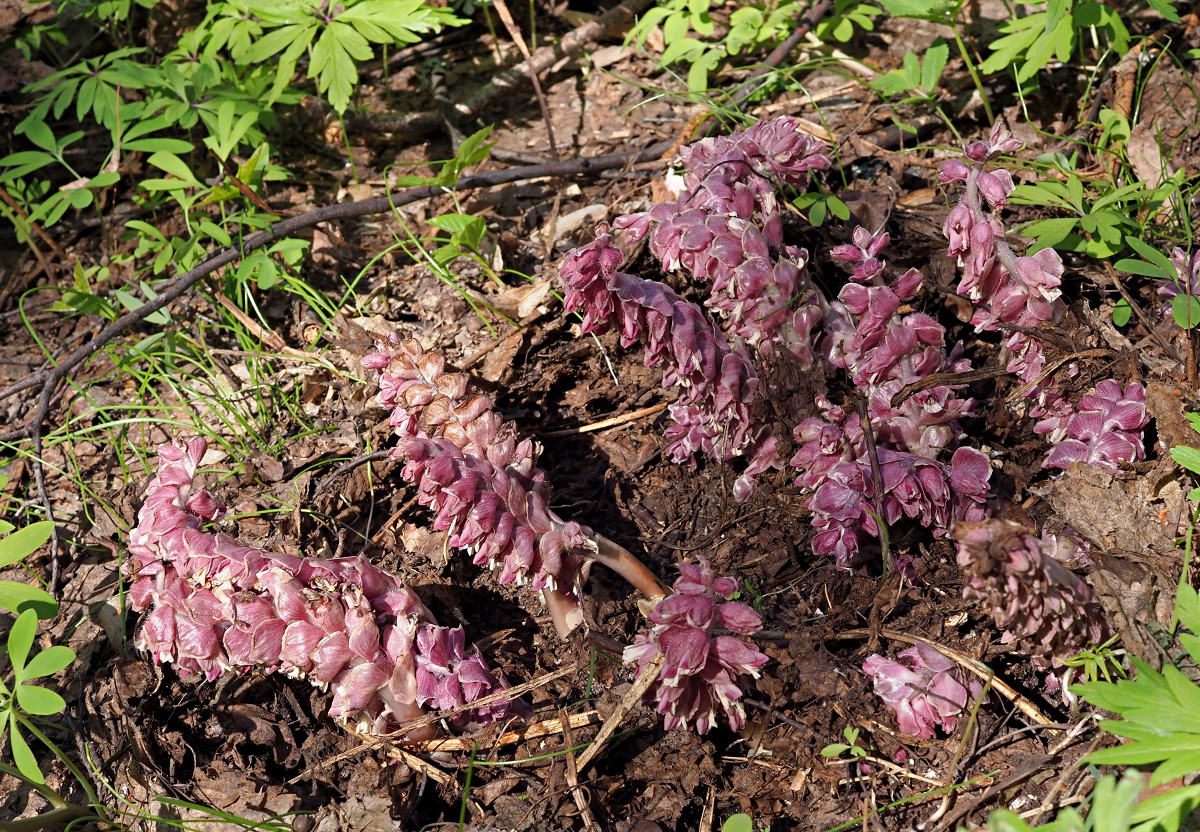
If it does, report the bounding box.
[862,643,983,738]
[787,224,988,566]
[561,227,775,499]
[939,125,1064,395]
[939,123,1149,464]
[623,557,768,734]
[614,118,830,361]
[827,228,976,458]
[953,519,1111,670]
[561,118,832,500]
[1043,380,1149,470]
[127,438,511,736]
[791,399,991,567]
[561,117,992,559]
[364,336,595,635]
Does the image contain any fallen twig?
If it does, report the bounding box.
[575,652,664,771]
[490,0,559,159]
[540,402,668,437]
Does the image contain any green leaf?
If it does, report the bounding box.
[455,126,495,171]
[0,581,57,620]
[1112,298,1132,327]
[1172,294,1200,330]
[870,68,912,97]
[1131,783,1200,830]
[0,150,55,180]
[146,151,201,185]
[1127,235,1179,277]
[88,171,121,189]
[23,120,57,153]
[9,722,44,784]
[1144,0,1182,23]
[821,743,851,756]
[6,610,37,675]
[1186,412,1200,435]
[21,645,75,680]
[16,683,66,716]
[828,196,851,221]
[1170,446,1200,476]
[1020,217,1078,249]
[921,40,949,91]
[124,137,195,154]
[1115,257,1175,280]
[876,0,958,21]
[721,814,754,832]
[0,522,53,569]
[312,22,374,114]
[809,198,827,227]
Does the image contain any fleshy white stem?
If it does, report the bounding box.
[589,534,669,600]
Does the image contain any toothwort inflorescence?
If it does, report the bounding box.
[623,557,768,734]
[364,336,596,635]
[939,123,1148,469]
[127,438,511,737]
[953,519,1111,672]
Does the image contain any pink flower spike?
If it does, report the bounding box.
[625,557,767,734]
[954,520,1111,675]
[127,438,513,737]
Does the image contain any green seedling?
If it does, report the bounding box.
[1116,236,1200,330]
[1061,634,1127,684]
[1011,176,1179,260]
[0,610,77,784]
[820,725,869,760]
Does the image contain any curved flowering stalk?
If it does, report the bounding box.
[940,123,1152,464]
[366,340,766,733]
[561,227,776,500]
[862,643,983,738]
[127,438,511,737]
[364,336,668,635]
[954,519,1111,671]
[624,557,768,734]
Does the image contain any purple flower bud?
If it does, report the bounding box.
[964,141,990,163]
[938,159,971,185]
[988,122,1023,155]
[975,169,1015,208]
